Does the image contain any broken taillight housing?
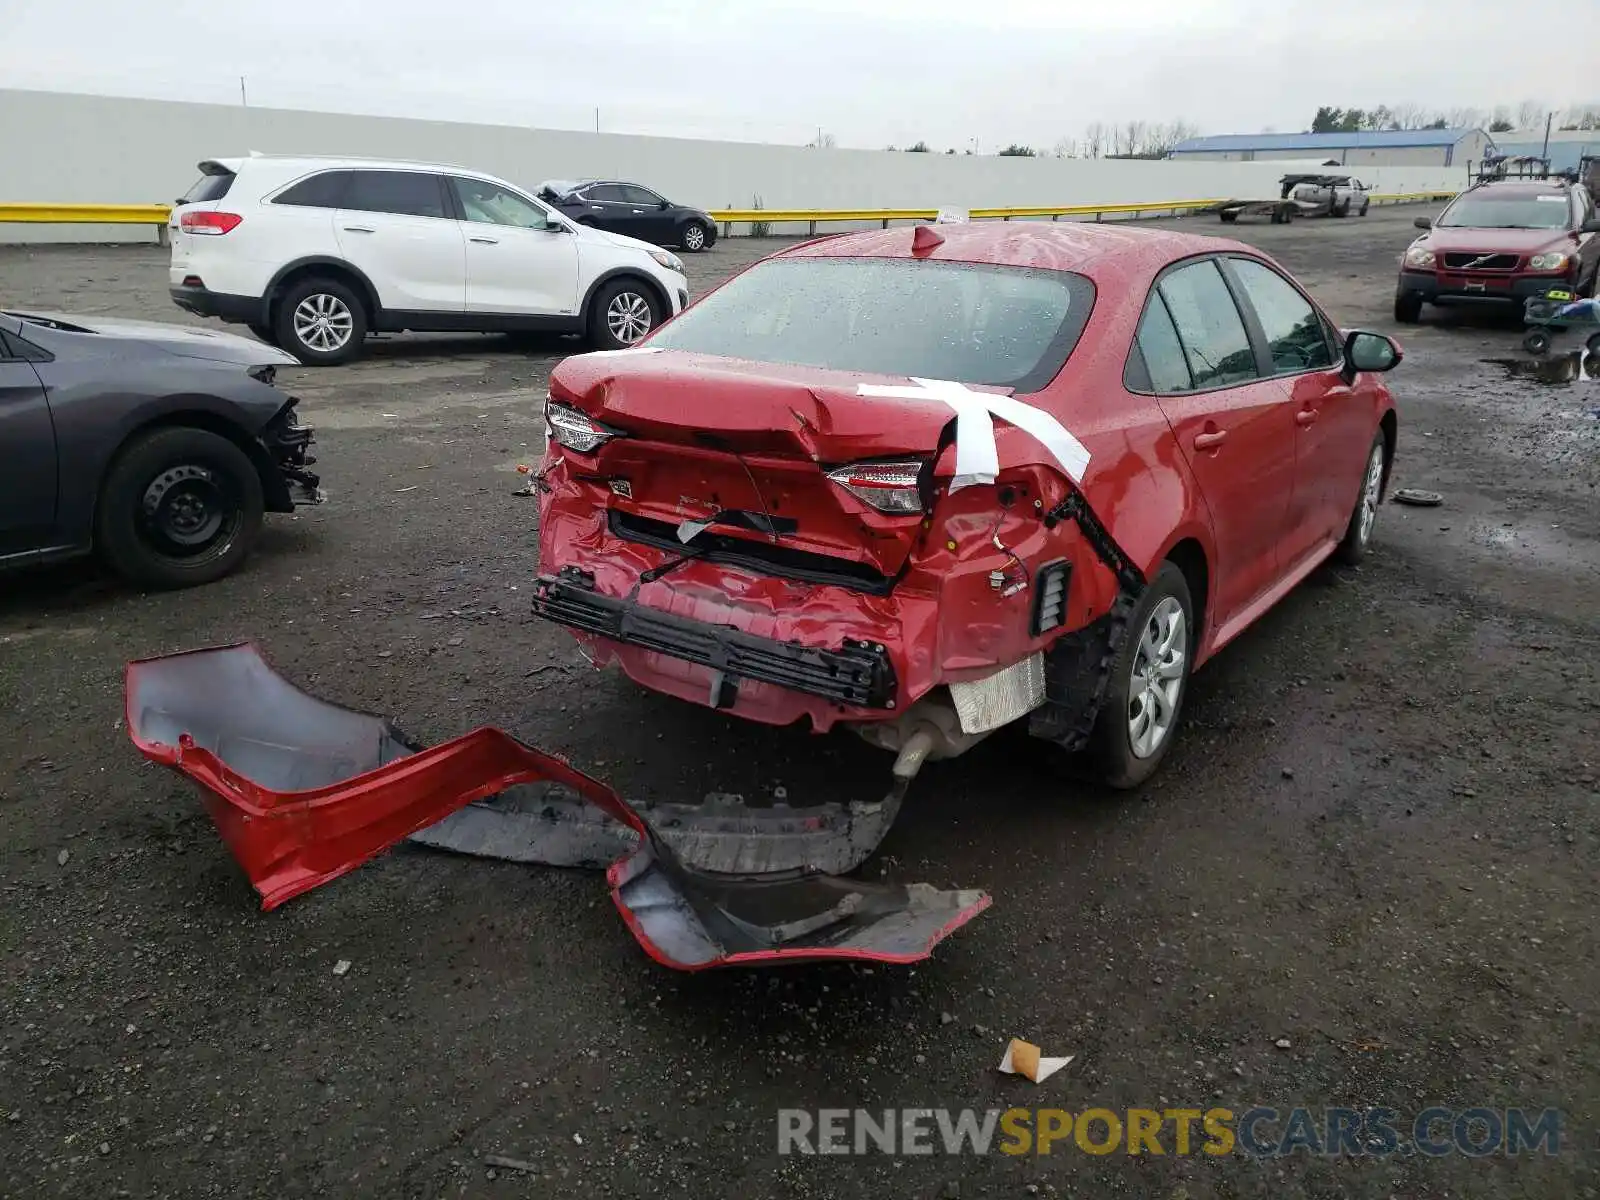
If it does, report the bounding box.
[825,460,925,514]
[545,399,624,454]
[179,211,242,235]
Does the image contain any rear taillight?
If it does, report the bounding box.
[544,398,623,453]
[179,211,242,235]
[825,460,925,514]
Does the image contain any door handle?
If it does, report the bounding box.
[468,235,499,244]
[632,209,644,214]
[1193,429,1227,451]
[342,225,375,233]
[1295,408,1319,426]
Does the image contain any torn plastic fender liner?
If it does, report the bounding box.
[124,643,989,969]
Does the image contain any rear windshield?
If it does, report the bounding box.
[180,171,235,204]
[646,256,1096,392]
[1437,194,1570,229]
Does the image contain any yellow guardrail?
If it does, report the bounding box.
[0,191,1458,239]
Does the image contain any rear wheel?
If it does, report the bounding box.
[1336,432,1386,566]
[1523,329,1553,356]
[588,278,662,350]
[1586,331,1600,356]
[95,427,264,590]
[1089,563,1195,790]
[1332,199,1350,218]
[1220,210,1239,224]
[274,276,367,365]
[1394,292,1423,324]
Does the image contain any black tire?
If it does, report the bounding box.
[1335,432,1386,566]
[248,322,278,346]
[1359,202,1370,216]
[1089,562,1196,790]
[95,427,264,590]
[1282,204,1297,223]
[680,220,712,252]
[1394,292,1423,324]
[1523,329,1553,356]
[273,276,367,366]
[1269,209,1284,225]
[1586,331,1600,356]
[587,277,663,351]
[1332,200,1350,218]
[1220,211,1239,224]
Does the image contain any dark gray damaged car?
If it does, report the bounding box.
[0,311,321,589]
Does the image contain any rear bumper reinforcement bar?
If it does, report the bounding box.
[532,567,898,710]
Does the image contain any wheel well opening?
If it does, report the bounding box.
[268,264,376,326]
[590,273,671,323]
[1379,411,1397,499]
[1165,538,1209,641]
[107,411,288,515]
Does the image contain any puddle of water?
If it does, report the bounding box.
[1482,352,1600,385]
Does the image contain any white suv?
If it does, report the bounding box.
[168,155,690,365]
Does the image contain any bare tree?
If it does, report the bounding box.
[1116,120,1147,157]
[1388,103,1431,130]
[1084,122,1108,159]
[1516,100,1545,130]
[1445,107,1484,130]
[1051,137,1079,158]
[806,131,836,149]
[1144,119,1198,157]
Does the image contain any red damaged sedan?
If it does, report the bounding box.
[531,222,1401,790]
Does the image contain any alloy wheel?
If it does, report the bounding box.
[292,292,355,353]
[606,291,654,344]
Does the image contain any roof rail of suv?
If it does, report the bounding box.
[236,152,480,172]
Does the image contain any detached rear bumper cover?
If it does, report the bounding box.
[124,643,987,970]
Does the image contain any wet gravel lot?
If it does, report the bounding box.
[2,209,1598,1198]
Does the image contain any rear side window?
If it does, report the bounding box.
[274,171,352,209]
[1156,261,1261,390]
[1130,294,1194,393]
[583,184,627,203]
[341,171,449,219]
[180,171,235,204]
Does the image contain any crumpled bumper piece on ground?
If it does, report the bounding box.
[124,643,990,969]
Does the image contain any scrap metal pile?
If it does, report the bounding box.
[125,643,989,970]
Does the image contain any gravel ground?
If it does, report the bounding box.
[2,209,1598,1198]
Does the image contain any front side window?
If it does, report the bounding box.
[620,184,665,206]
[647,257,1095,392]
[1229,259,1336,374]
[1155,261,1261,389]
[1437,193,1572,230]
[342,171,448,219]
[450,178,553,229]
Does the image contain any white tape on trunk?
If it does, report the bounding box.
[856,377,1091,491]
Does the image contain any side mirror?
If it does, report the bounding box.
[1582,217,1600,234]
[1413,216,1433,230]
[659,199,672,209]
[1343,330,1402,382]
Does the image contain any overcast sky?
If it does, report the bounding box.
[3,0,1596,149]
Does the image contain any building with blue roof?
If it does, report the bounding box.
[1167,128,1493,167]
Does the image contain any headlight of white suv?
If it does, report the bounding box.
[1529,251,1570,271]
[647,247,684,273]
[1403,245,1436,269]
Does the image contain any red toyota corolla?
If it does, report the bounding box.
[531,222,1401,789]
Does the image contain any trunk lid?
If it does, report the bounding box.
[552,351,970,581]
